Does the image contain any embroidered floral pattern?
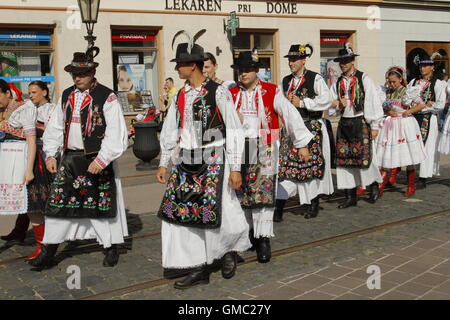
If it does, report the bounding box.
[413,113,431,144]
[278,121,325,183]
[157,151,224,229]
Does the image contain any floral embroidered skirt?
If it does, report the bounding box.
[46,150,117,219]
[278,120,325,183]
[236,138,277,209]
[413,113,432,144]
[335,116,372,169]
[27,145,53,214]
[157,147,225,229]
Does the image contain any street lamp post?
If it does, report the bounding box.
[77,0,101,55]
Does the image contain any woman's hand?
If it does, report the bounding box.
[24,170,34,185]
[228,171,242,190]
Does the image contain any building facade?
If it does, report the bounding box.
[0,0,449,115]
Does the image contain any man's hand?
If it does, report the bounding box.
[339,97,347,109]
[371,129,379,140]
[228,171,242,190]
[157,166,168,184]
[288,93,302,108]
[87,161,103,174]
[46,158,58,173]
[299,147,310,162]
[426,101,434,107]
[402,110,411,118]
[24,170,34,185]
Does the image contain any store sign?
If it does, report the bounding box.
[112,34,156,42]
[165,0,222,11]
[0,33,51,41]
[321,38,348,43]
[0,76,55,82]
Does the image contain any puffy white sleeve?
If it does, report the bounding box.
[362,74,384,130]
[216,85,244,171]
[423,79,447,113]
[159,94,179,168]
[94,93,128,169]
[9,100,37,137]
[274,87,313,148]
[302,74,333,111]
[43,97,64,160]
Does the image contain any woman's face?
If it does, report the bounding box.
[388,75,402,90]
[28,85,48,105]
[118,69,133,91]
[0,90,12,109]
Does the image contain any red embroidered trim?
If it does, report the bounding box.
[45,156,56,164]
[71,116,81,123]
[23,128,36,137]
[106,93,118,103]
[94,156,107,169]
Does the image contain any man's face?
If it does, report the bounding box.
[339,58,355,74]
[239,68,259,87]
[71,69,96,91]
[288,57,306,74]
[420,64,434,77]
[0,90,11,109]
[175,62,195,80]
[203,59,217,79]
[165,79,174,89]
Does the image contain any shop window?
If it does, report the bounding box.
[232,30,277,84]
[320,31,355,86]
[112,29,160,115]
[0,29,55,100]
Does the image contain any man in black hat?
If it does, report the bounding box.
[30,52,129,269]
[329,43,384,208]
[229,50,313,263]
[156,30,250,289]
[406,54,447,188]
[274,43,334,221]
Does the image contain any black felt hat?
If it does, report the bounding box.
[284,44,313,59]
[170,29,208,63]
[334,43,359,62]
[64,52,99,73]
[418,54,435,65]
[231,50,264,69]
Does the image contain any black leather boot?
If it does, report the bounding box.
[249,229,257,251]
[304,196,319,219]
[1,214,30,243]
[28,243,59,269]
[418,177,427,189]
[221,252,237,279]
[174,266,210,289]
[256,237,271,263]
[273,199,286,222]
[337,188,357,209]
[103,244,119,267]
[368,182,380,204]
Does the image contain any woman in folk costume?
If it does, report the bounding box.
[376,66,426,197]
[438,79,450,155]
[329,43,384,208]
[406,54,447,189]
[156,30,250,289]
[230,50,313,263]
[0,81,45,256]
[274,43,334,221]
[30,51,129,269]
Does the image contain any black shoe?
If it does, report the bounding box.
[103,245,119,267]
[304,197,319,219]
[237,254,245,263]
[1,214,30,243]
[28,243,59,269]
[221,252,237,279]
[367,183,380,204]
[248,229,257,251]
[337,188,357,209]
[418,178,427,189]
[273,200,286,222]
[174,267,210,289]
[256,237,271,263]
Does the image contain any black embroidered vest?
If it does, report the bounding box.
[176,80,226,147]
[412,77,437,105]
[282,70,322,120]
[336,70,366,113]
[61,83,113,155]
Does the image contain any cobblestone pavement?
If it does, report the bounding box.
[0,152,449,300]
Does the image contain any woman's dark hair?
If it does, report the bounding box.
[0,79,12,95]
[204,52,217,65]
[29,80,50,102]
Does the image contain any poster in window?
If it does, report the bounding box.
[117,90,155,114]
[117,64,146,92]
[321,59,341,87]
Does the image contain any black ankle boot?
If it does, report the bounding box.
[174,266,210,289]
[28,243,59,269]
[418,178,427,189]
[1,214,30,243]
[273,200,286,222]
[221,252,237,279]
[368,182,380,204]
[338,188,357,209]
[103,244,119,267]
[256,237,271,263]
[304,197,319,219]
[249,229,257,251]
